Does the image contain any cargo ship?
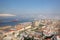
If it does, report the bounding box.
[12,19,18,22]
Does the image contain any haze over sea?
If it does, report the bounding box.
[0,16,33,27]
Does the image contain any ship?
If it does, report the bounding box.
[12,19,18,22]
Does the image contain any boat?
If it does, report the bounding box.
[12,19,18,22]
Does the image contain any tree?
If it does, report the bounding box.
[39,24,44,27]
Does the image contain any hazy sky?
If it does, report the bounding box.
[0,0,60,18]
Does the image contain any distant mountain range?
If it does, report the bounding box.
[0,14,60,23]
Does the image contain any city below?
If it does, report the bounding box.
[0,19,60,40]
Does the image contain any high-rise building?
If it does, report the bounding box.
[32,20,40,27]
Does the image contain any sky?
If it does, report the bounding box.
[0,0,60,19]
